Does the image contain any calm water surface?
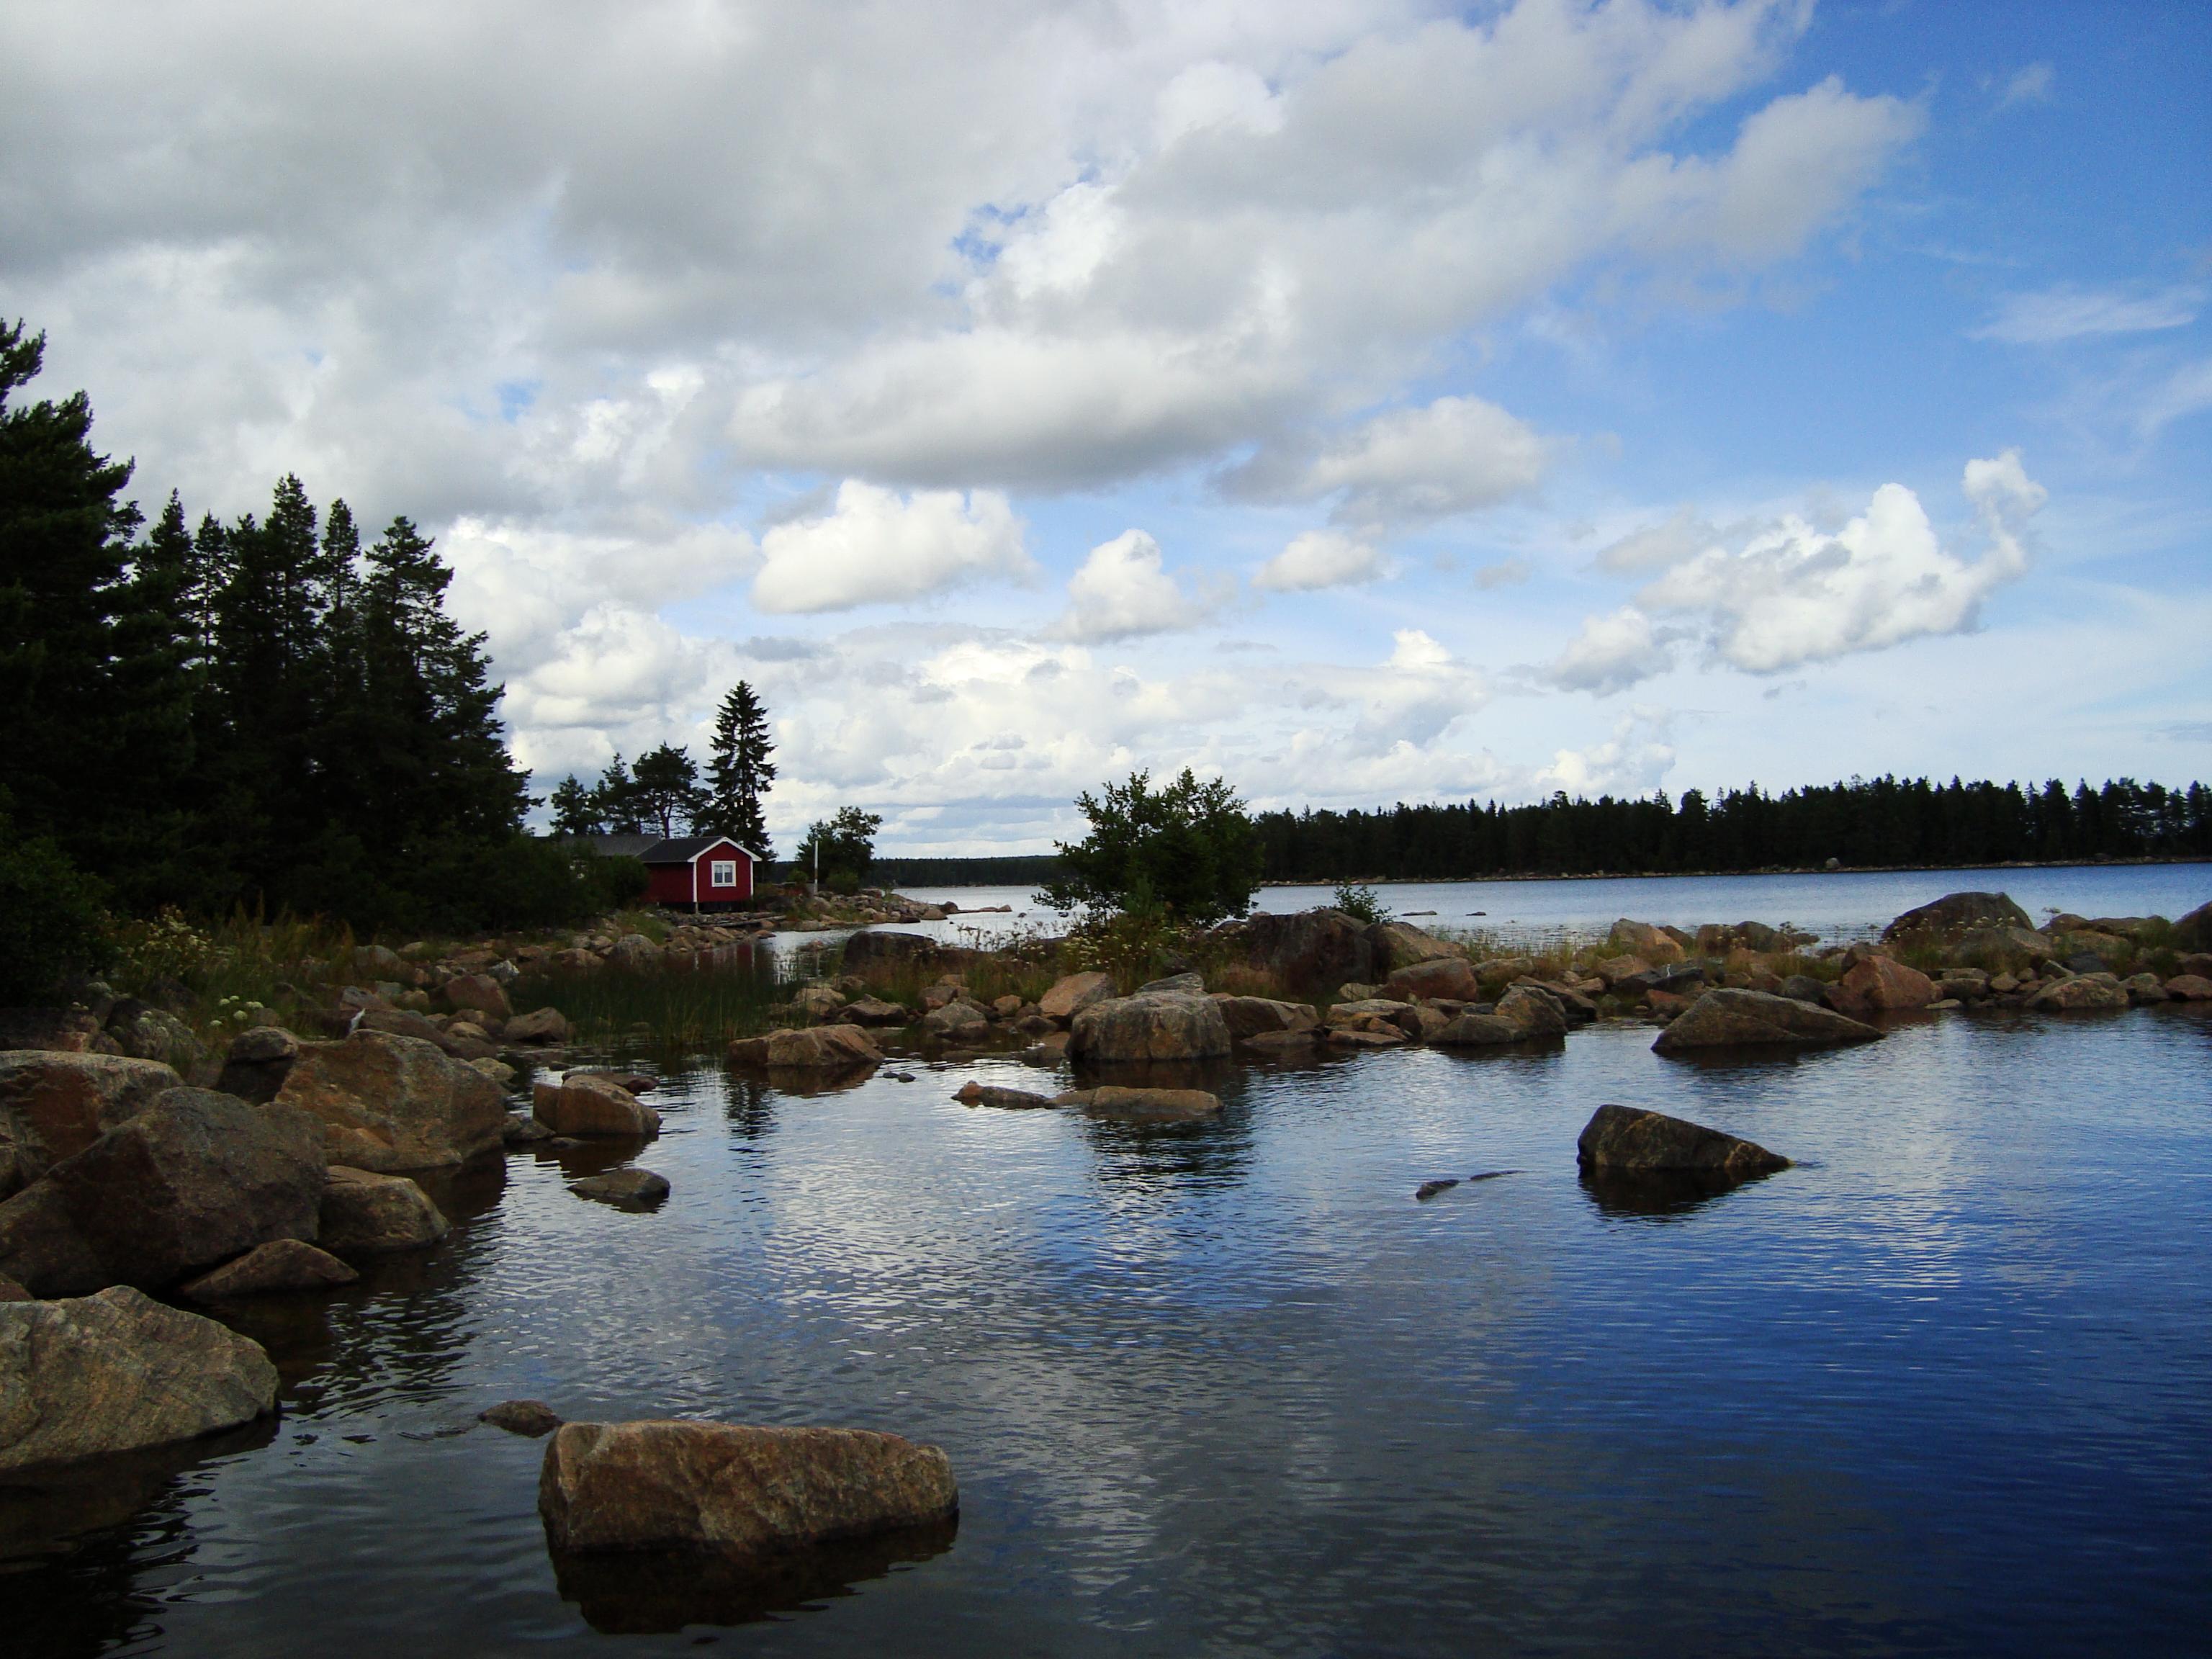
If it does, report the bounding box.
[11,866,2212,1655]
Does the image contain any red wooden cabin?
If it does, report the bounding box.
[640,836,757,910]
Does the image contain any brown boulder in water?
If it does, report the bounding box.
[177,1237,358,1301]
[1054,1086,1222,1123]
[1576,1104,1791,1177]
[538,1419,958,1557]
[0,1285,278,1473]
[1068,994,1232,1064]
[318,1166,449,1257]
[1652,988,1881,1053]
[1826,953,1936,1017]
[533,1074,661,1138]
[274,1030,508,1172]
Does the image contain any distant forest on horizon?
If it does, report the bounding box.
[838,775,2212,890]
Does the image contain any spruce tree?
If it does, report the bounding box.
[705,680,776,857]
[549,776,601,837]
[592,755,644,833]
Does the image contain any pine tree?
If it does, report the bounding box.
[549,776,601,837]
[632,742,707,838]
[705,680,776,858]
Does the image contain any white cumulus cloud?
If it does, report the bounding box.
[1548,606,1676,694]
[751,481,1031,613]
[1256,529,1388,593]
[1055,529,1218,641]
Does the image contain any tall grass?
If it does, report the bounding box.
[512,957,788,1053]
[106,907,357,1038]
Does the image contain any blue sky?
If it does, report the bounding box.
[4,0,2206,851]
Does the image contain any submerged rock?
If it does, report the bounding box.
[482,1399,563,1437]
[1652,988,1881,1053]
[318,1166,449,1257]
[1576,1104,1791,1177]
[537,1419,958,1557]
[177,1238,357,1301]
[0,1286,278,1473]
[274,1029,508,1172]
[572,1169,670,1209]
[953,1082,1056,1110]
[1055,1085,1222,1123]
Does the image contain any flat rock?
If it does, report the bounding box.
[1653,988,1882,1053]
[953,1082,1056,1110]
[319,1166,449,1257]
[274,1029,508,1172]
[1136,972,1205,996]
[840,997,912,1028]
[534,1075,661,1138]
[1431,1012,1524,1046]
[539,1419,958,1556]
[1326,1027,1405,1048]
[1576,1104,1791,1177]
[1038,971,1115,1022]
[503,1007,571,1046]
[1054,1086,1223,1123]
[2165,974,2212,1001]
[0,1285,278,1473]
[177,1238,357,1301]
[1068,994,1232,1064]
[0,1052,183,1193]
[1239,1028,1319,1056]
[482,1399,563,1437]
[572,1169,670,1208]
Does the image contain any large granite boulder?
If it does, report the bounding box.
[533,1075,662,1138]
[0,1286,279,1473]
[0,1051,182,1195]
[1652,988,1882,1053]
[1825,953,1936,1017]
[442,973,513,1023]
[272,1029,508,1172]
[2026,974,2131,1012]
[215,1025,301,1105]
[1364,922,1463,975]
[1432,1012,1524,1046]
[1,1089,326,1295]
[1383,957,1481,1003]
[1495,985,1568,1039]
[1576,1105,1791,1177]
[539,1420,958,1556]
[1038,971,1115,1022]
[1606,920,1686,964]
[1210,996,1319,1040]
[1069,994,1232,1064]
[319,1166,450,1256]
[1883,891,2033,945]
[1946,926,2062,971]
[727,1025,884,1071]
[840,931,970,977]
[1227,909,1377,992]
[177,1238,358,1301]
[503,1007,572,1046]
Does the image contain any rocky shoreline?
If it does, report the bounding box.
[0,884,2203,1627]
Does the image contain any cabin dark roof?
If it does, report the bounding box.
[577,833,660,859]
[639,836,757,866]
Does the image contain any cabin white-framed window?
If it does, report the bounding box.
[709,859,738,888]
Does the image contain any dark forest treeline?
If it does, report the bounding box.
[847,854,1067,889]
[1254,776,2212,881]
[1,321,621,946]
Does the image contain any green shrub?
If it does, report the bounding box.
[1331,882,1389,925]
[0,832,111,1002]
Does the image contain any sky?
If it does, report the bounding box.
[4,0,2208,854]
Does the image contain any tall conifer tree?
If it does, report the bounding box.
[705,680,776,857]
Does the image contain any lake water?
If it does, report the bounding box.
[10,864,2212,1656]
[891,861,2212,948]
